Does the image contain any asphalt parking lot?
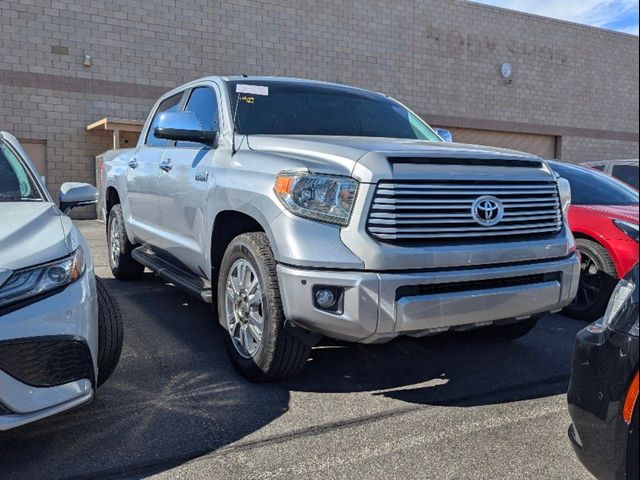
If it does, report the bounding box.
[0,220,593,480]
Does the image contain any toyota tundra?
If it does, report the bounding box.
[101,76,580,381]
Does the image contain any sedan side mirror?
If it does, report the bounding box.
[59,182,99,214]
[435,128,453,143]
[154,111,217,145]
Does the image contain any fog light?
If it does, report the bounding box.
[315,289,337,309]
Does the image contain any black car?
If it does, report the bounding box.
[568,264,639,480]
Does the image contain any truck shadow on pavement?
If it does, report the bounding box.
[0,274,584,480]
[290,313,581,407]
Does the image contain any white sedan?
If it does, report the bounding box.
[0,131,122,430]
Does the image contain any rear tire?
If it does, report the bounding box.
[564,238,617,322]
[96,277,123,386]
[217,232,310,382]
[107,204,144,280]
[464,317,539,342]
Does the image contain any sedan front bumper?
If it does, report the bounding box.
[277,254,579,343]
[0,270,98,431]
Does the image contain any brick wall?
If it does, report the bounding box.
[0,0,638,218]
[561,136,640,163]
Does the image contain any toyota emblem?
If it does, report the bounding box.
[471,195,504,226]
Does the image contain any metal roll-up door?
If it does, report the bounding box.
[437,127,557,159]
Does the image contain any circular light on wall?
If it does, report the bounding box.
[500,62,513,79]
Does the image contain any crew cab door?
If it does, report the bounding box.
[126,92,183,246]
[156,85,221,272]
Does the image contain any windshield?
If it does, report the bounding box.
[0,142,43,202]
[550,161,639,206]
[226,80,441,141]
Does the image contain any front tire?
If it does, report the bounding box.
[96,277,123,386]
[564,238,618,322]
[107,204,144,280]
[217,232,310,382]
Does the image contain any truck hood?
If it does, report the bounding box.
[0,202,71,273]
[245,135,548,182]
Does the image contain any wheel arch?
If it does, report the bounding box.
[105,186,121,216]
[571,229,621,278]
[209,210,270,286]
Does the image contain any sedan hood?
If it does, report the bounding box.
[0,202,71,272]
[573,205,639,224]
[245,135,547,182]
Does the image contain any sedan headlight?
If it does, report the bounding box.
[274,173,358,226]
[557,177,571,219]
[0,247,85,309]
[589,277,638,336]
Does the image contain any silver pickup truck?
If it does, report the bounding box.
[102,76,580,381]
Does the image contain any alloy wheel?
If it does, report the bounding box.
[225,259,264,358]
[109,216,121,269]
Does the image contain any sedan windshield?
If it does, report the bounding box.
[0,142,42,202]
[226,80,441,141]
[550,161,639,206]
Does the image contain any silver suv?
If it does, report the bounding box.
[102,76,580,381]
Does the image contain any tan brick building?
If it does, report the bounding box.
[1,0,638,218]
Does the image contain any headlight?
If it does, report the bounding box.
[274,173,358,226]
[614,219,639,243]
[0,247,85,309]
[557,177,571,219]
[589,277,638,336]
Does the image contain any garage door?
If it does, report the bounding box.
[436,127,557,159]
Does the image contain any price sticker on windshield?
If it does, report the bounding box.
[236,84,269,96]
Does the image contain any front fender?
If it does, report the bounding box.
[205,149,364,270]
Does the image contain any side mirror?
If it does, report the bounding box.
[435,128,453,143]
[154,111,217,145]
[59,182,99,214]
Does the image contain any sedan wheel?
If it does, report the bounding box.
[570,251,603,312]
[564,238,617,321]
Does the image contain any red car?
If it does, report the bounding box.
[549,160,639,320]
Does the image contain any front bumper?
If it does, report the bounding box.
[278,254,579,343]
[567,325,639,480]
[0,270,98,431]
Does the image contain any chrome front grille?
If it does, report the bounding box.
[367,180,562,243]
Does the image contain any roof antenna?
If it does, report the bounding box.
[240,73,248,78]
[231,92,240,156]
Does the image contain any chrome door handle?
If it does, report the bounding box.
[159,159,173,172]
[128,159,138,169]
